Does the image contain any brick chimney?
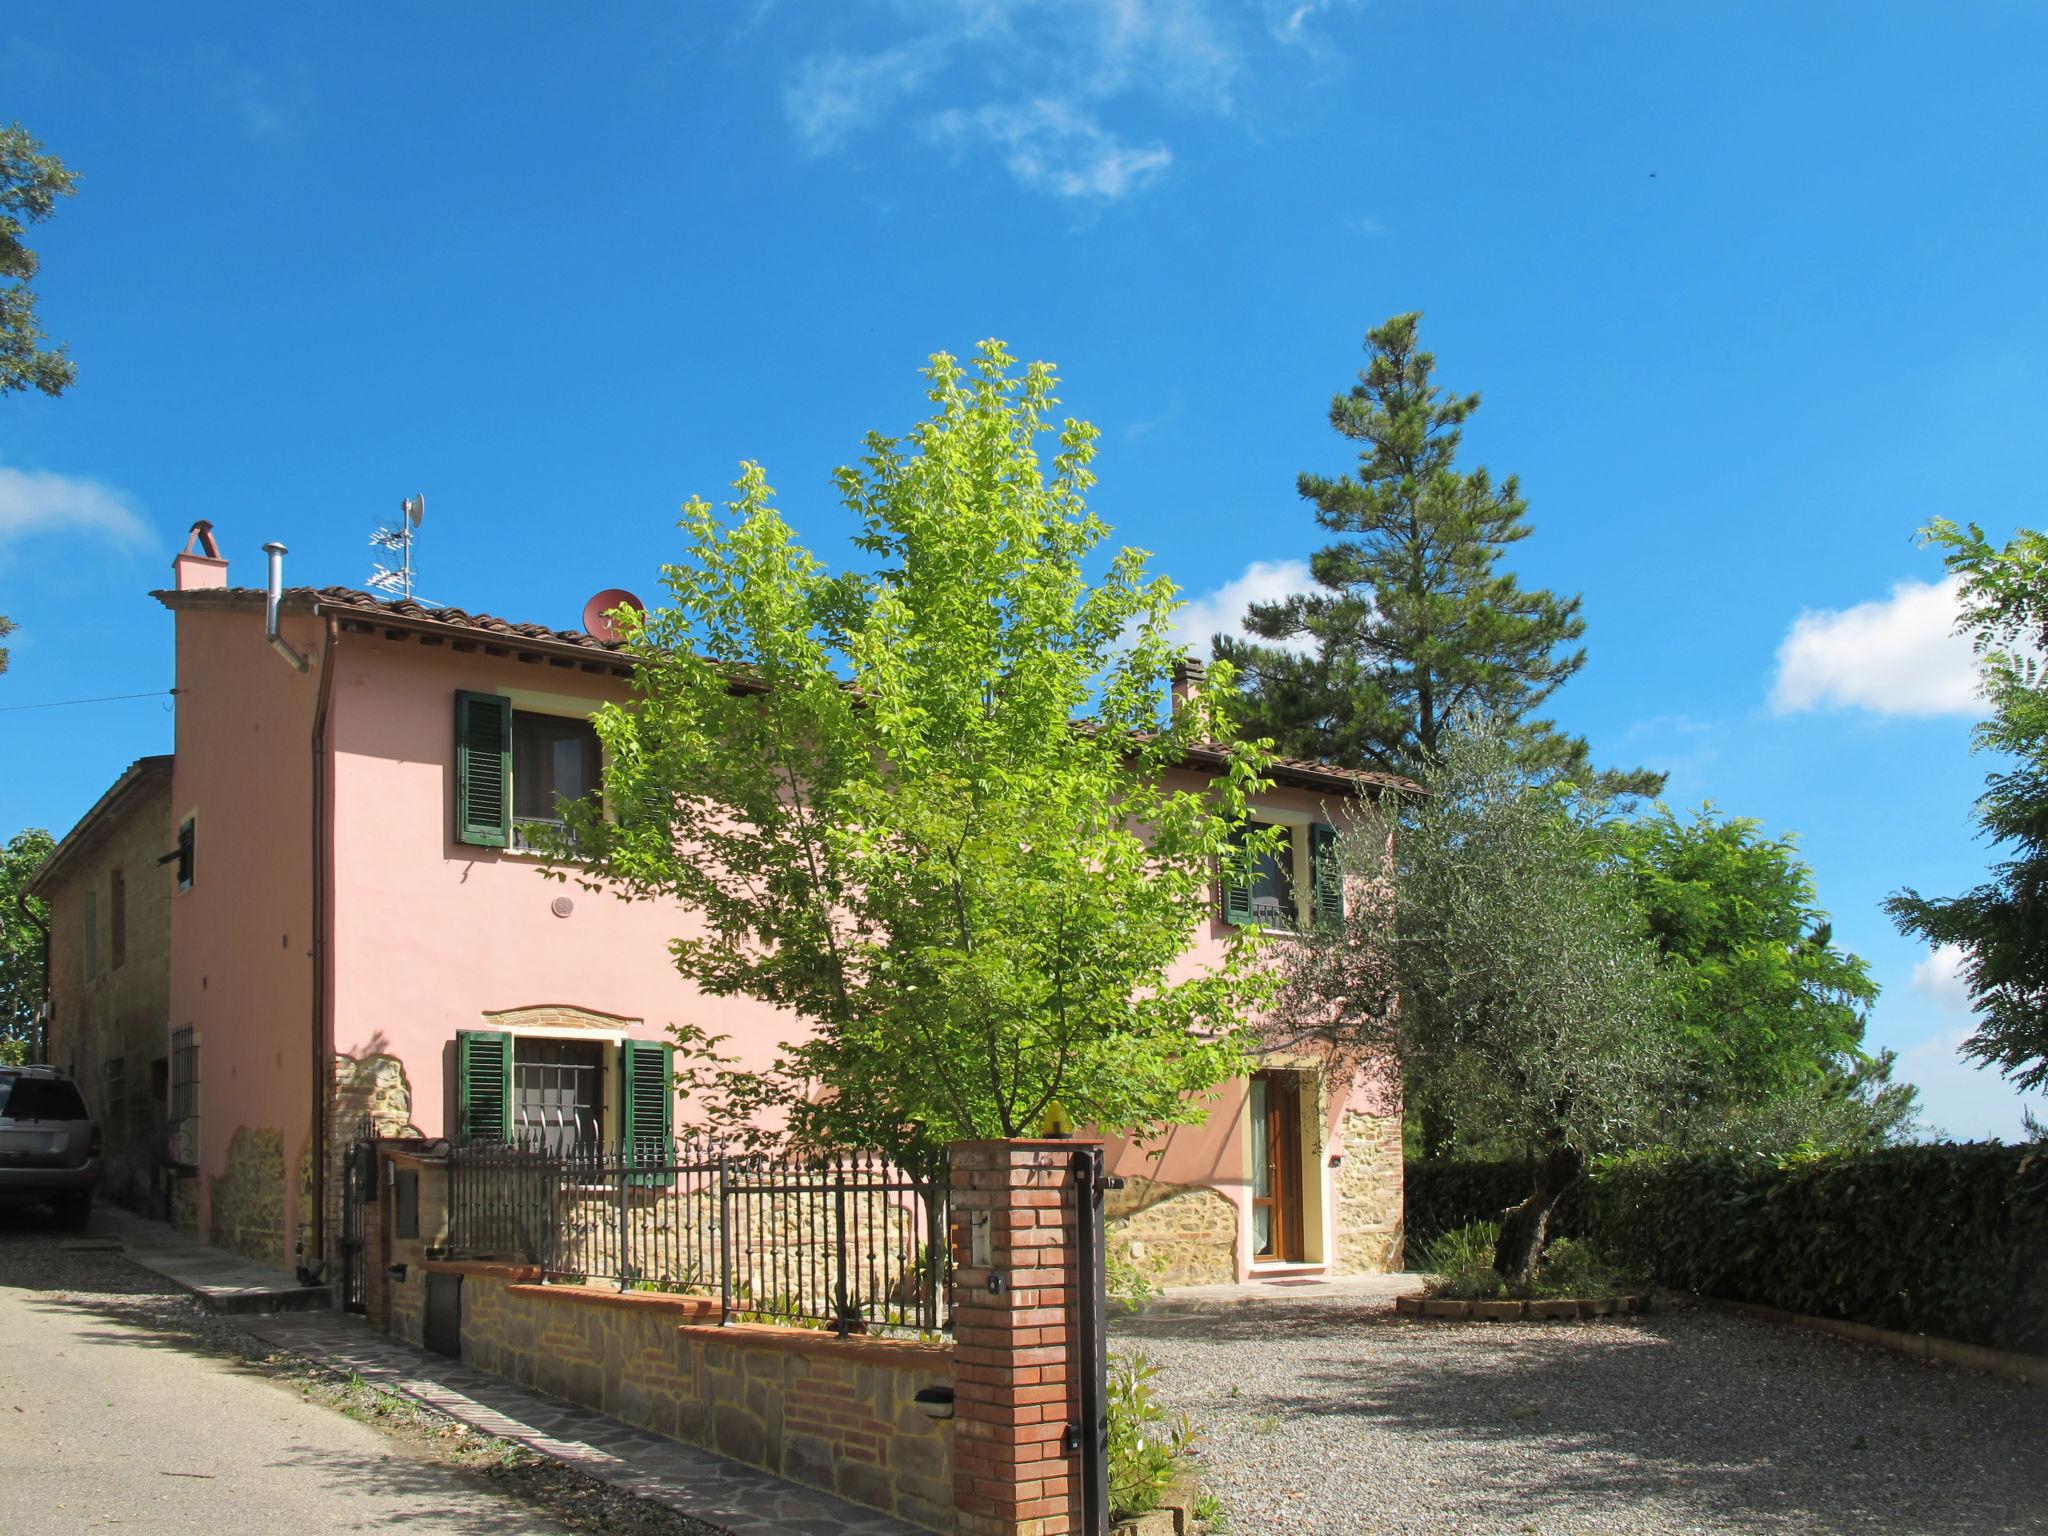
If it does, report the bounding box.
[173,520,228,591]
[1170,655,1207,713]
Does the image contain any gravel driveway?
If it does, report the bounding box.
[1114,1297,2047,1536]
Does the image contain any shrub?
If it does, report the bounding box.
[1405,1159,1590,1252]
[1106,1352,1201,1519]
[1419,1221,1504,1298]
[1419,1221,1641,1301]
[1590,1142,2048,1353]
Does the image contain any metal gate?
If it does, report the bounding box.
[339,1120,375,1313]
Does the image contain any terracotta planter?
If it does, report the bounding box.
[1470,1300,1527,1322]
[1395,1293,1424,1316]
[1528,1298,1583,1320]
[1422,1298,1471,1319]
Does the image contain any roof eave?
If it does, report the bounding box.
[28,755,175,898]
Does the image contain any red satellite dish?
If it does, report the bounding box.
[581,588,646,642]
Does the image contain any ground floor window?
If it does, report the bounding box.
[168,1027,199,1172]
[513,1037,603,1150]
[455,1027,674,1152]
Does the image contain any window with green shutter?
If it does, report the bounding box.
[455,1030,512,1143]
[1224,820,1301,928]
[1310,822,1343,930]
[454,691,512,847]
[621,1040,674,1187]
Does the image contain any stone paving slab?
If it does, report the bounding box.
[97,1206,336,1314]
[240,1307,926,1536]
[1137,1269,1424,1316]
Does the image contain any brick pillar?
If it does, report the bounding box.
[949,1139,1087,1536]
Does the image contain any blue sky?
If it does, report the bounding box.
[3,1,2045,1138]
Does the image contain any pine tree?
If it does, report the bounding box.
[1217,313,1660,794]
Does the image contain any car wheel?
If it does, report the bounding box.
[56,1193,92,1229]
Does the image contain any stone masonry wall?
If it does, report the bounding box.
[209,1126,288,1268]
[1333,1109,1404,1274]
[439,1264,955,1531]
[323,1052,414,1271]
[1105,1177,1237,1288]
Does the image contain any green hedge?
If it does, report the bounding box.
[1589,1143,2048,1354]
[1404,1159,1589,1253]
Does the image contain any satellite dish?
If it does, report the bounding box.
[403,495,426,528]
[582,588,646,642]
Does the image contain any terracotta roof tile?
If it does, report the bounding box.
[152,584,1413,795]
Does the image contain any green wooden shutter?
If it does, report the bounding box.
[454,691,512,847]
[456,1030,512,1143]
[1310,822,1343,930]
[621,1040,675,1187]
[1222,823,1256,926]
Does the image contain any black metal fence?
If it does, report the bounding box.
[446,1134,951,1336]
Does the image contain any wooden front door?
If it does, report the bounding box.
[1250,1071,1304,1262]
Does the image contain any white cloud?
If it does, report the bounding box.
[1168,558,1314,659]
[1910,942,1975,1016]
[1769,574,1980,717]
[1896,1024,2048,1142]
[929,100,1170,201]
[0,466,151,550]
[1264,0,1352,48]
[784,44,942,154]
[776,0,1330,201]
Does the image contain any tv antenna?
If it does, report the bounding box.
[368,495,428,601]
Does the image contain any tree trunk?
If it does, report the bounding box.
[1493,1143,1583,1282]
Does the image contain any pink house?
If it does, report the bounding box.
[35,524,1403,1289]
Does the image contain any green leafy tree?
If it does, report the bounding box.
[1887,519,2048,1092]
[1615,807,1890,1114]
[559,343,1275,1172]
[1,829,55,1065]
[0,613,15,674]
[1216,312,1659,795]
[1270,721,1678,1279]
[1,123,79,398]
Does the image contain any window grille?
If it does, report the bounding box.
[169,1028,200,1172]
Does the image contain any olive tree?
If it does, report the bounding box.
[1270,722,1677,1279]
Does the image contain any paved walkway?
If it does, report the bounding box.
[1141,1268,1424,1314]
[242,1307,924,1536]
[0,1215,579,1536]
[98,1204,334,1313]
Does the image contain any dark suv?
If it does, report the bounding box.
[0,1066,101,1227]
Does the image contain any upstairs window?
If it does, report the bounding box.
[454,691,602,850]
[175,818,194,892]
[1223,819,1343,931]
[511,710,602,849]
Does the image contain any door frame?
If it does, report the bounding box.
[1250,1069,1306,1264]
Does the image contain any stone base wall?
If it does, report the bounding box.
[1106,1177,1238,1287]
[415,1262,954,1531]
[171,1174,200,1239]
[324,1052,414,1269]
[1333,1109,1404,1274]
[209,1126,288,1268]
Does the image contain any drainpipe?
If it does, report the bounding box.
[16,888,49,1062]
[300,615,338,1285]
[263,542,310,674]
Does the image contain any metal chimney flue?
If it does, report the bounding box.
[263,541,311,673]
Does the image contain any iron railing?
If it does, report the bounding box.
[447,1133,951,1336]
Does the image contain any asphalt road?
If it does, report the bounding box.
[0,1212,574,1535]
